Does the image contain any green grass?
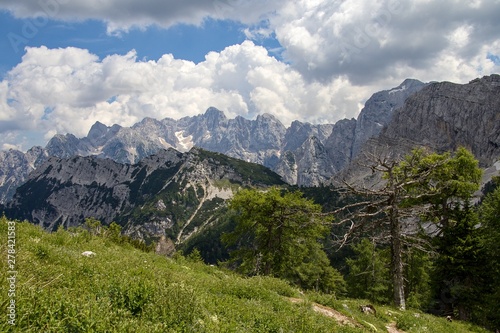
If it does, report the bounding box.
[0,219,490,332]
[307,294,489,333]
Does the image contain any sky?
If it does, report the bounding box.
[0,0,499,151]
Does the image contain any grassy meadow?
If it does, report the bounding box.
[0,219,490,332]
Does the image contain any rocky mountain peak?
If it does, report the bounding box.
[87,121,121,147]
[256,113,281,123]
[394,78,425,91]
[135,117,161,126]
[45,133,83,158]
[351,78,428,156]
[289,120,306,130]
[203,107,227,128]
[204,106,226,117]
[88,121,109,138]
[336,74,500,187]
[469,74,500,86]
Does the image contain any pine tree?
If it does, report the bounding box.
[404,246,433,310]
[346,238,391,303]
[432,205,487,320]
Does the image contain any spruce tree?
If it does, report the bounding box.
[478,185,500,328]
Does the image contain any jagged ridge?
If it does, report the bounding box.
[336,74,500,185]
[0,79,426,202]
[2,147,285,243]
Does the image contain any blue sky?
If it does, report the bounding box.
[0,12,283,76]
[0,0,499,150]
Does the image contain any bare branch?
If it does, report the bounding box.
[316,198,385,218]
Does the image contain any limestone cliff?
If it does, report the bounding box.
[382,75,500,166]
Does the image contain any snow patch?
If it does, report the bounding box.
[389,85,406,94]
[158,137,172,149]
[89,146,104,156]
[494,160,500,171]
[175,131,194,152]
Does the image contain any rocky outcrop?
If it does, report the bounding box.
[155,235,176,257]
[352,79,427,156]
[382,75,500,166]
[323,79,427,175]
[2,147,285,243]
[295,136,334,186]
[0,146,48,203]
[337,74,500,186]
[325,118,357,173]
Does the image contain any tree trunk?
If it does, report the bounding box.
[263,223,274,275]
[457,304,470,321]
[389,196,406,310]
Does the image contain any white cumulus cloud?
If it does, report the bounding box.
[265,0,500,83]
[0,0,499,151]
[0,42,369,150]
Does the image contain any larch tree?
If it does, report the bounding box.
[333,147,481,310]
[222,187,344,294]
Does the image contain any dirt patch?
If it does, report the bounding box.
[312,303,361,327]
[288,298,407,333]
[288,298,360,328]
[386,322,406,333]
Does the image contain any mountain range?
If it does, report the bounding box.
[1,74,500,246]
[0,78,427,203]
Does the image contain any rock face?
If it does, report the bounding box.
[0,146,48,203]
[324,79,427,174]
[337,74,500,186]
[0,80,426,202]
[382,75,500,166]
[325,118,357,174]
[2,147,285,243]
[352,78,428,156]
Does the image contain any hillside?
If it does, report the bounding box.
[2,147,285,245]
[0,219,489,333]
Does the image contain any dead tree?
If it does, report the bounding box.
[329,146,449,310]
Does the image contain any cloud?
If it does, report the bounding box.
[0,0,498,151]
[266,0,500,83]
[2,0,498,84]
[0,0,285,33]
[0,42,369,150]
